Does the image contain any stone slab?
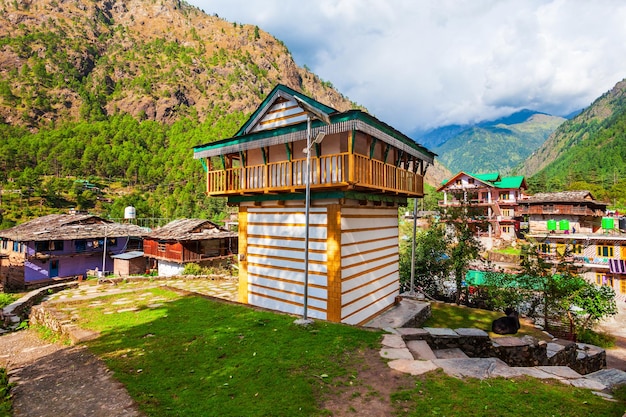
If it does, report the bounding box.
[381,334,406,349]
[406,340,437,360]
[455,328,489,337]
[396,328,430,339]
[432,358,503,380]
[379,348,414,360]
[424,327,458,337]
[388,359,439,376]
[365,299,430,329]
[492,336,532,347]
[506,367,562,380]
[569,378,608,391]
[434,348,469,359]
[536,366,582,379]
[584,368,626,389]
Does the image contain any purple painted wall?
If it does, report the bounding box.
[24,237,131,283]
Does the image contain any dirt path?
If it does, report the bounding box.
[0,330,142,417]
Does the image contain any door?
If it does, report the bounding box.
[50,260,59,278]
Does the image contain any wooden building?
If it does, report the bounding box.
[193,84,435,325]
[143,219,238,276]
[517,190,608,234]
[0,214,146,290]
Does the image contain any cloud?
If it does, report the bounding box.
[187,0,626,133]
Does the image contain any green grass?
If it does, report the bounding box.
[0,293,17,309]
[392,370,626,417]
[59,288,626,416]
[491,247,521,256]
[75,288,382,416]
[0,368,13,417]
[423,301,550,340]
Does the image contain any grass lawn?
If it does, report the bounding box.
[61,288,626,416]
[423,301,550,340]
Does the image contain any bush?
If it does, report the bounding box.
[576,329,615,348]
[0,293,16,309]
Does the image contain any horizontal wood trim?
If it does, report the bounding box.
[342,287,397,323]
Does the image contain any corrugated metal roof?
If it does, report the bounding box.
[146,219,237,241]
[0,214,148,242]
[111,251,144,260]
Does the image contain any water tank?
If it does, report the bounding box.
[602,217,614,230]
[558,219,570,231]
[547,219,557,231]
[124,206,137,219]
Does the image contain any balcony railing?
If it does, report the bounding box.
[205,153,424,196]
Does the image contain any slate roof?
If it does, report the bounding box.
[146,219,237,241]
[522,191,608,206]
[0,214,148,242]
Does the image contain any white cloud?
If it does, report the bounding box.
[187,0,626,132]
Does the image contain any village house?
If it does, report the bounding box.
[193,84,435,325]
[517,190,608,234]
[143,219,238,277]
[0,214,146,290]
[521,190,625,299]
[437,172,528,249]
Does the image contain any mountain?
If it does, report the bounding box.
[0,0,358,130]
[423,110,565,174]
[520,78,626,207]
[0,0,370,225]
[519,78,626,178]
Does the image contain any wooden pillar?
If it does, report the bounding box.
[237,206,249,304]
[326,204,342,322]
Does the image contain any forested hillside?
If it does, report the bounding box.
[0,0,362,227]
[432,112,565,174]
[519,78,626,209]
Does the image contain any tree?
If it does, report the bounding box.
[399,225,449,297]
[439,192,485,304]
[570,282,617,333]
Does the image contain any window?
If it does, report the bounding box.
[539,243,551,254]
[35,240,64,252]
[456,179,462,186]
[621,278,626,295]
[572,244,583,254]
[597,245,614,258]
[499,192,509,200]
[501,209,513,217]
[12,241,19,252]
[468,178,474,184]
[595,273,614,287]
[501,226,511,234]
[75,240,87,252]
[0,239,6,250]
[158,242,166,252]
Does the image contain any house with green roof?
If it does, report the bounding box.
[193,84,435,325]
[437,171,528,248]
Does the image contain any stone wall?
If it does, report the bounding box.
[399,327,606,375]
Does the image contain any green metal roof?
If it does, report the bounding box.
[470,172,500,182]
[493,176,526,189]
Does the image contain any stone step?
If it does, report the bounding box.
[434,348,469,359]
[406,340,437,360]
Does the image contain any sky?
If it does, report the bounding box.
[186,0,626,135]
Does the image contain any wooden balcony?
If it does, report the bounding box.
[205,153,424,197]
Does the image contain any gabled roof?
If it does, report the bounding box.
[0,214,148,241]
[193,84,435,164]
[146,219,237,241]
[438,171,527,192]
[522,190,607,205]
[235,84,337,136]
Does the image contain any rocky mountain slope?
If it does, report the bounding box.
[0,0,357,130]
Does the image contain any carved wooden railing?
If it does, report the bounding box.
[205,152,423,196]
